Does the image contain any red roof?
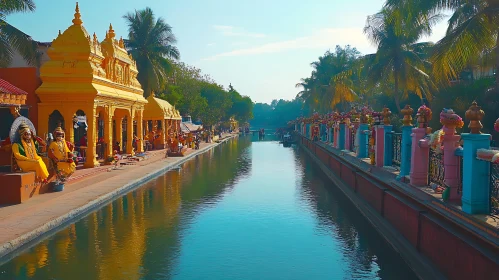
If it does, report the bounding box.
[0,78,28,95]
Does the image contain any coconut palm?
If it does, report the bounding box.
[385,0,499,88]
[0,0,39,67]
[296,46,361,113]
[363,8,439,112]
[123,7,180,97]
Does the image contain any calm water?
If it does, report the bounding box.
[0,137,417,280]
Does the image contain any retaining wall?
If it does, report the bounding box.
[298,134,499,280]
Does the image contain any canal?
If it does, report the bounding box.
[0,136,417,280]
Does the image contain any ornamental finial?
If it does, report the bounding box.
[108,23,115,39]
[465,101,484,134]
[401,105,414,126]
[381,106,392,125]
[72,2,83,25]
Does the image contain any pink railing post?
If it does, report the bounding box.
[345,118,351,151]
[375,125,385,167]
[440,109,465,200]
[410,105,433,186]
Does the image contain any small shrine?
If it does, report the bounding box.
[142,93,182,150]
[36,3,147,167]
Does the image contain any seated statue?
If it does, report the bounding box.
[12,122,49,183]
[48,127,76,181]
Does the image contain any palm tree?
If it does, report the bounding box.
[123,7,180,97]
[363,8,439,112]
[0,0,39,67]
[295,46,361,113]
[385,0,499,89]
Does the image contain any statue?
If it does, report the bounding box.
[48,127,76,182]
[11,121,49,183]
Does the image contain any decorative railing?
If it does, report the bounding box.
[429,149,445,187]
[349,128,356,152]
[490,160,499,215]
[392,133,402,167]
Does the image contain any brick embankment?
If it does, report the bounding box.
[298,134,499,280]
[0,134,237,261]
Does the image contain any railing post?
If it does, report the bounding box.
[306,124,311,139]
[398,105,414,180]
[357,123,369,158]
[462,102,490,214]
[440,109,464,201]
[334,125,339,148]
[381,107,393,166]
[329,126,334,144]
[345,122,351,151]
[339,123,346,150]
[375,125,385,167]
[410,105,432,186]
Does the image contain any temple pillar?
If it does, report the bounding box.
[127,111,134,155]
[63,108,75,144]
[104,107,114,158]
[136,110,144,153]
[115,116,123,153]
[37,104,50,139]
[84,104,99,168]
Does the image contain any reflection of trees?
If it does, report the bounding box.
[0,137,252,280]
[293,149,417,280]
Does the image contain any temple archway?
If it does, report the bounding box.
[48,110,65,135]
[74,109,87,148]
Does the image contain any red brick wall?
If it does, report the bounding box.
[0,67,41,130]
[419,214,499,279]
[383,191,422,247]
[356,174,386,213]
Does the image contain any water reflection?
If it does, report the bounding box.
[0,137,416,280]
[293,148,417,280]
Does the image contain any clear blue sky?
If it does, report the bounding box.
[7,0,448,104]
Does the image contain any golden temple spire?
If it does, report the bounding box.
[119,36,124,48]
[58,30,61,36]
[72,2,83,25]
[108,23,115,39]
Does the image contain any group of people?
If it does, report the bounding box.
[12,123,76,184]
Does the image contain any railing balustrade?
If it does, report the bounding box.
[490,158,499,215]
[392,133,402,167]
[428,149,445,187]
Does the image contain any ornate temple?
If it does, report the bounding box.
[36,3,147,167]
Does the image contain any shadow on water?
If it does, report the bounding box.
[0,137,417,280]
[293,146,418,280]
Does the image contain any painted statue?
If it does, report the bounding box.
[11,122,49,183]
[48,127,76,181]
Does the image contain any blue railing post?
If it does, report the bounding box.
[339,123,346,150]
[397,125,413,180]
[383,126,393,166]
[357,123,369,158]
[461,133,491,214]
[306,124,311,139]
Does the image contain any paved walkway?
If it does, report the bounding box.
[0,134,237,259]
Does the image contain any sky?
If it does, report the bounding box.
[7,0,449,104]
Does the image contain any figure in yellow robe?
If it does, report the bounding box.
[49,127,76,180]
[12,123,49,182]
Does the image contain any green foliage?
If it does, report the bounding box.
[157,62,253,127]
[0,0,39,67]
[123,7,180,97]
[251,99,305,128]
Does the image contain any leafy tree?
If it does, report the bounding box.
[0,0,39,67]
[296,45,362,113]
[123,7,180,97]
[385,0,499,90]
[198,82,233,127]
[363,7,439,112]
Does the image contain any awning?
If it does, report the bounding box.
[143,94,182,120]
[180,123,190,133]
[0,78,28,106]
[183,122,203,132]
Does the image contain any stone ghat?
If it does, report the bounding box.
[296,133,499,280]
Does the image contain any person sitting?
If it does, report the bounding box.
[113,142,121,154]
[12,123,49,183]
[48,127,76,181]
